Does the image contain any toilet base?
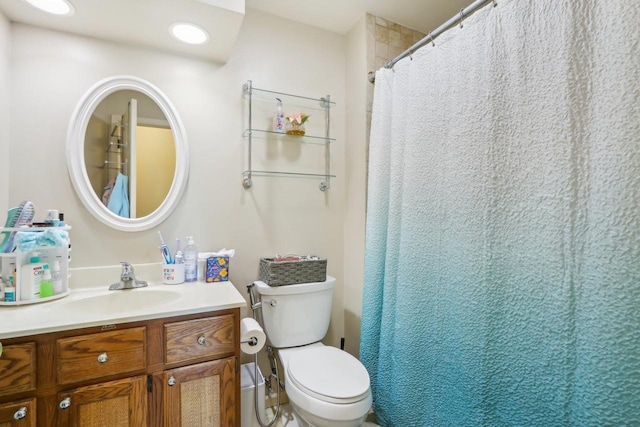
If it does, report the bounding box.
[291,401,368,427]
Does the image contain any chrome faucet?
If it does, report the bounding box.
[109,262,148,290]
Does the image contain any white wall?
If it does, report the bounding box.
[8,9,350,349]
[0,11,9,213]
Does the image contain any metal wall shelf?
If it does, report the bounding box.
[242,80,334,191]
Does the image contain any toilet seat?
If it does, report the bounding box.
[287,346,370,404]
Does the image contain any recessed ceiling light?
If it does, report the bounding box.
[169,23,209,45]
[24,0,74,16]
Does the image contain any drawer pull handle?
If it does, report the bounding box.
[97,352,108,363]
[197,335,206,345]
[168,376,177,386]
[13,407,27,420]
[59,397,71,409]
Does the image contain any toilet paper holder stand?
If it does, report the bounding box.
[241,336,259,346]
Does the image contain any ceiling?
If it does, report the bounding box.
[245,0,473,35]
[0,0,472,63]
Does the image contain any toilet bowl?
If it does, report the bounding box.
[278,343,372,427]
[253,278,372,427]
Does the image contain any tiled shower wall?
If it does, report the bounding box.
[365,13,425,159]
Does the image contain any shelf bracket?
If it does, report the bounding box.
[321,94,331,191]
[243,80,253,189]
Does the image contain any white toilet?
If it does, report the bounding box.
[254,276,372,427]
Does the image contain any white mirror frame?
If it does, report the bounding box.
[67,76,189,232]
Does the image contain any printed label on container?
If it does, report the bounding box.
[206,256,229,282]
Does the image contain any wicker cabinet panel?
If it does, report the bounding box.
[57,376,147,427]
[0,398,36,427]
[0,343,36,397]
[56,327,146,385]
[163,357,236,427]
[164,315,234,364]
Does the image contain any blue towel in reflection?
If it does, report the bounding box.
[107,172,130,218]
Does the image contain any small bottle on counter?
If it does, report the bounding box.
[174,238,184,265]
[21,253,45,300]
[45,209,59,227]
[5,286,15,302]
[183,236,198,282]
[51,260,63,294]
[40,264,53,298]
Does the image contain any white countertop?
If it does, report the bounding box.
[0,281,247,340]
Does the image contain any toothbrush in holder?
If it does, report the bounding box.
[157,231,173,264]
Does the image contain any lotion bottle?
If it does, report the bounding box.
[274,98,285,133]
[20,253,45,300]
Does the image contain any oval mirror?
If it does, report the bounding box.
[67,76,189,232]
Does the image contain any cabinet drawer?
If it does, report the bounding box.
[56,327,146,385]
[0,343,36,396]
[0,397,36,426]
[165,315,235,364]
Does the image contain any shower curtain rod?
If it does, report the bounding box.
[368,0,496,83]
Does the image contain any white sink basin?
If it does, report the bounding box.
[50,289,180,316]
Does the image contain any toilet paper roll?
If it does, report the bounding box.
[240,317,266,355]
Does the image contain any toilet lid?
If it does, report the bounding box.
[287,346,370,404]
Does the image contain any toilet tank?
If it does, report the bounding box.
[254,276,335,348]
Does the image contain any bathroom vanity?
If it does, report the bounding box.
[0,282,246,427]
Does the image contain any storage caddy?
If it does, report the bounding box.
[259,256,326,286]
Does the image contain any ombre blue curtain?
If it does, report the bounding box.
[360,1,640,426]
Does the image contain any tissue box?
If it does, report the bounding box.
[206,256,229,282]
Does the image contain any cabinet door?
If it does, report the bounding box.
[164,357,236,427]
[57,376,147,427]
[0,398,36,427]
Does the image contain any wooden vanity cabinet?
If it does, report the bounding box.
[159,314,237,427]
[0,308,240,427]
[0,343,37,426]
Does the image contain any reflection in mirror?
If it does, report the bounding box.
[84,90,176,218]
[67,76,189,232]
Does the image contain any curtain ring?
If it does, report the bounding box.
[408,47,413,61]
[459,8,465,28]
[429,32,435,47]
[492,0,498,7]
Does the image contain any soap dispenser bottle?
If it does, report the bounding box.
[274,98,285,133]
[183,237,198,282]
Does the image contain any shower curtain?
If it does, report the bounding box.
[360,1,640,426]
